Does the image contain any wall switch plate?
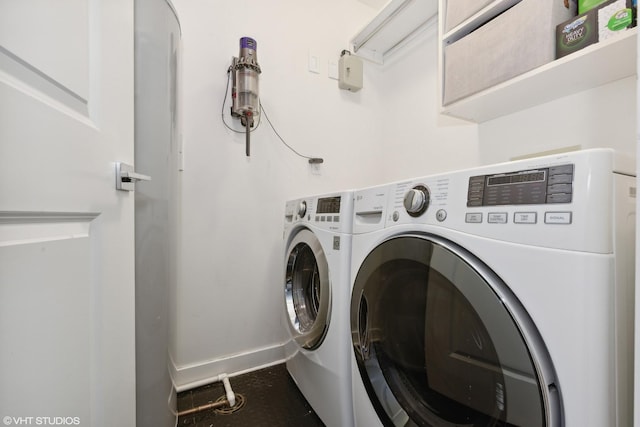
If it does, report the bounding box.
[308,53,320,74]
[328,60,339,80]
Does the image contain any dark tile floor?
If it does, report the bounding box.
[177,363,326,427]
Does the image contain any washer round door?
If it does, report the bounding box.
[351,234,562,427]
[285,229,331,350]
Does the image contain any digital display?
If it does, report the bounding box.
[317,196,341,214]
[487,170,546,186]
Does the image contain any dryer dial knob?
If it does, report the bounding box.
[297,201,307,218]
[403,185,430,217]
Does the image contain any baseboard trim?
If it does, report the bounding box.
[171,343,286,392]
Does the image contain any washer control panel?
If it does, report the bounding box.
[285,193,354,234]
[288,196,342,221]
[467,164,574,207]
[354,149,627,253]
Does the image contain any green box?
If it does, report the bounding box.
[579,0,608,13]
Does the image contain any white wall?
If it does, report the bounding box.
[479,76,637,166]
[170,0,636,389]
[170,0,480,387]
[171,0,383,387]
[371,24,479,182]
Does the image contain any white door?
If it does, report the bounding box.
[0,1,136,426]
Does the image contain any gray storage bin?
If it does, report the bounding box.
[444,0,496,32]
[443,0,576,106]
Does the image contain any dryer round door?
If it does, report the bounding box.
[351,234,562,427]
[285,229,331,350]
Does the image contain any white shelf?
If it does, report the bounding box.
[440,28,637,123]
[351,0,438,64]
[442,0,521,45]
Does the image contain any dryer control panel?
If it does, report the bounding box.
[467,164,574,207]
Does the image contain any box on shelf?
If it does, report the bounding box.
[579,0,609,13]
[556,0,636,58]
[444,0,496,33]
[443,0,576,106]
[556,9,599,57]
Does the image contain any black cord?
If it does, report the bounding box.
[259,101,323,162]
[223,67,323,163]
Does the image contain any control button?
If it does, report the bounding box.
[548,174,572,185]
[547,193,572,204]
[404,185,430,217]
[320,216,326,222]
[465,213,483,223]
[333,215,340,222]
[468,176,486,186]
[392,211,399,222]
[436,209,447,222]
[327,216,333,222]
[315,216,319,222]
[545,212,572,224]
[488,213,508,224]
[549,164,574,176]
[297,201,307,218]
[514,212,537,224]
[547,183,572,194]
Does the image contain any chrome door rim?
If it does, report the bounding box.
[351,232,562,427]
[285,229,331,350]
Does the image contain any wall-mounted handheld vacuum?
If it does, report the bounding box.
[231,37,261,156]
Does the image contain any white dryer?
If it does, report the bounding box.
[349,149,635,427]
[283,191,355,427]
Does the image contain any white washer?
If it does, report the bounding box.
[349,149,635,427]
[283,190,355,427]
